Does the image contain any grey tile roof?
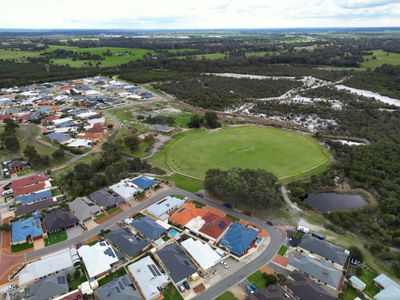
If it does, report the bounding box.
[68,196,101,222]
[15,198,58,217]
[44,207,79,232]
[265,284,296,300]
[106,228,149,258]
[288,255,343,289]
[97,274,141,300]
[90,188,124,208]
[26,272,69,300]
[157,243,197,284]
[298,235,349,266]
[130,216,166,240]
[285,271,337,300]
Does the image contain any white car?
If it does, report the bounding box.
[220,260,229,269]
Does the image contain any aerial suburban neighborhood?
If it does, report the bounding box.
[1,2,400,300]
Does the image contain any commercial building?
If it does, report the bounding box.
[127,256,169,300]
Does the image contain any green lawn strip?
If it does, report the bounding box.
[69,268,87,290]
[278,245,288,256]
[163,283,183,300]
[45,230,68,246]
[339,285,366,300]
[353,267,380,297]
[173,113,193,128]
[226,214,240,223]
[215,291,238,300]
[247,270,277,289]
[163,174,203,193]
[106,207,123,215]
[97,268,127,286]
[11,242,33,253]
[94,213,106,223]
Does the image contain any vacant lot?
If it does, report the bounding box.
[163,126,331,181]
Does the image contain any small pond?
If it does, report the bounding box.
[304,192,367,212]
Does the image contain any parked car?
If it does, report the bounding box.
[220,260,229,269]
[243,211,253,217]
[246,285,255,294]
[178,285,186,293]
[183,281,190,290]
[195,192,204,198]
[267,220,274,226]
[223,203,233,209]
[350,258,361,265]
[250,284,258,292]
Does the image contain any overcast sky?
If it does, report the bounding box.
[1,0,399,29]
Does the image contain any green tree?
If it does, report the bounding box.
[188,115,203,128]
[3,119,19,134]
[2,135,20,152]
[52,148,66,160]
[204,111,221,129]
[124,135,140,152]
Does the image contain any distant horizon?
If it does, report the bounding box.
[1,0,400,30]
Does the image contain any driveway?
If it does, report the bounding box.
[66,226,84,239]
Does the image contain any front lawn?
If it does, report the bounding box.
[215,291,238,300]
[226,214,240,223]
[278,245,288,256]
[98,268,127,286]
[94,213,106,223]
[69,268,87,290]
[247,270,277,289]
[163,283,183,300]
[45,230,68,246]
[11,242,33,253]
[106,207,123,215]
[353,266,380,297]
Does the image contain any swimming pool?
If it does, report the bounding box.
[168,229,178,237]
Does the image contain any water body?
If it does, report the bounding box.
[305,192,367,212]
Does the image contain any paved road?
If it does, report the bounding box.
[25,187,284,300]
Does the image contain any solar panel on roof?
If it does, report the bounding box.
[150,264,161,276]
[147,264,158,276]
[218,221,226,229]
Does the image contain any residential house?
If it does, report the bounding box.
[15,198,58,217]
[67,196,101,224]
[24,272,69,300]
[15,189,53,204]
[127,256,169,300]
[106,228,149,258]
[297,235,349,270]
[287,254,343,290]
[181,238,222,272]
[350,276,366,291]
[11,214,44,245]
[146,196,185,221]
[131,175,157,191]
[97,274,141,300]
[156,243,197,284]
[109,179,139,201]
[77,241,119,279]
[149,124,174,134]
[219,223,258,257]
[129,216,166,241]
[285,271,337,300]
[89,188,125,209]
[44,207,79,233]
[373,274,400,300]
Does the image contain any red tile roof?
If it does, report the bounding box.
[11,174,47,190]
[13,182,46,197]
[199,213,232,239]
[0,114,12,121]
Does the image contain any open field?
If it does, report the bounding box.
[362,50,400,69]
[162,126,331,181]
[0,45,156,67]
